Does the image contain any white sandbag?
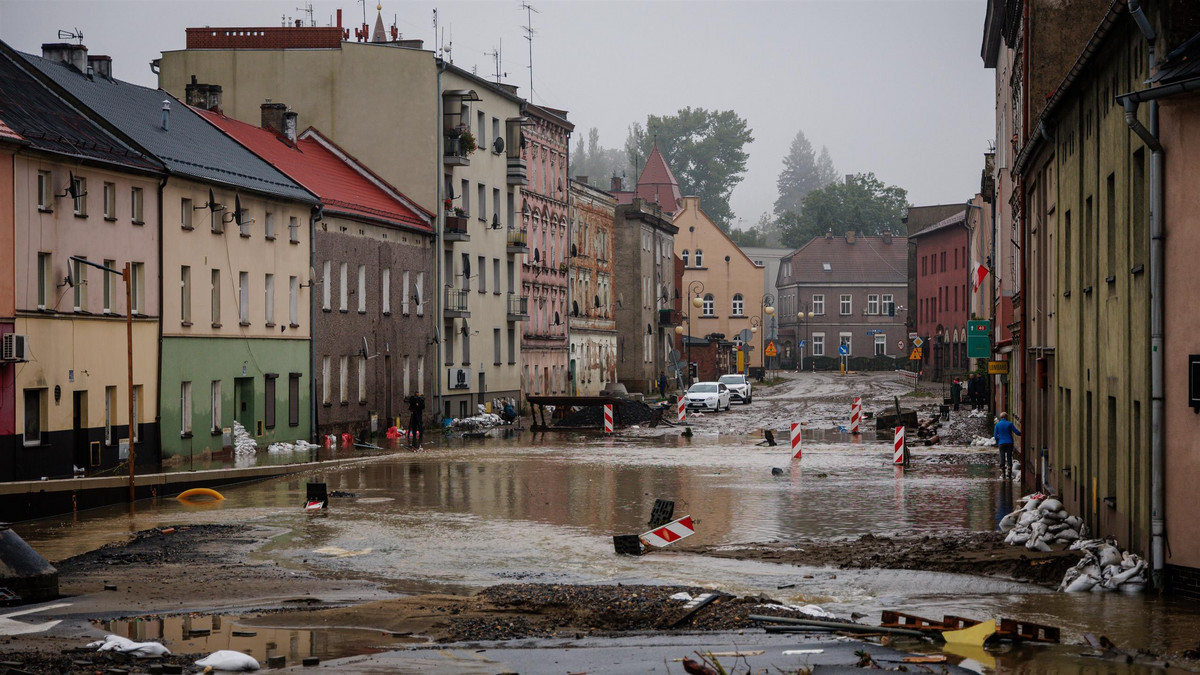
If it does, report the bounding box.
[998,511,1020,533]
[1026,538,1052,552]
[1047,522,1070,533]
[1103,561,1145,589]
[1120,581,1146,594]
[1010,532,1031,545]
[1042,509,1066,522]
[670,592,693,601]
[1038,498,1064,513]
[195,650,260,671]
[1065,515,1083,530]
[1004,530,1018,544]
[89,634,171,657]
[1097,545,1122,568]
[1063,573,1099,592]
[1055,528,1080,542]
[1018,511,1040,527]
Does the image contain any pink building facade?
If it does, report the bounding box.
[520,105,573,397]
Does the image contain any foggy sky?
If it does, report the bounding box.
[0,0,995,232]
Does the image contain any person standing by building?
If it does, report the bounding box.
[406,392,426,448]
[950,378,962,411]
[993,411,1021,478]
[658,371,668,399]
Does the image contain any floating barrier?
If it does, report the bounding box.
[176,488,224,502]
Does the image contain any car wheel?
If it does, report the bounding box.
[744,397,752,405]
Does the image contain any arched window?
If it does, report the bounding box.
[732,293,744,316]
[702,293,715,317]
[694,249,704,267]
[682,250,690,267]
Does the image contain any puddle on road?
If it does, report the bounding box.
[19,430,1200,669]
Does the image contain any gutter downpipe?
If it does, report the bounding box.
[309,208,318,443]
[435,60,446,422]
[1126,0,1165,589]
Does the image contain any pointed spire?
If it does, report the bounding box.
[371,4,387,42]
[634,142,682,214]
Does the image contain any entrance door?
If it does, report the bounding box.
[569,359,577,396]
[234,377,255,434]
[72,390,88,471]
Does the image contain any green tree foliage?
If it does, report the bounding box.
[729,212,783,248]
[625,108,754,231]
[774,130,838,217]
[780,173,909,249]
[569,127,631,188]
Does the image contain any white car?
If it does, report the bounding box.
[685,382,731,411]
[718,373,752,404]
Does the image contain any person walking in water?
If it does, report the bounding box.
[406,392,426,448]
[993,411,1021,479]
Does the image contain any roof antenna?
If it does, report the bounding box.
[486,39,506,83]
[296,2,315,27]
[521,2,539,99]
[57,28,84,45]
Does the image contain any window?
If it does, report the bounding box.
[477,110,486,145]
[875,333,887,356]
[812,333,825,356]
[181,198,193,229]
[103,259,115,313]
[103,182,116,219]
[211,269,221,325]
[321,356,331,404]
[264,212,275,239]
[73,257,87,311]
[357,264,366,313]
[702,293,715,317]
[264,375,276,429]
[401,270,411,315]
[210,380,222,432]
[493,259,501,294]
[478,255,486,293]
[211,197,223,233]
[37,171,52,210]
[813,294,824,316]
[339,262,348,311]
[180,266,191,323]
[72,176,87,216]
[694,249,704,267]
[238,271,250,324]
[105,386,116,445]
[382,268,391,314]
[339,355,349,403]
[732,293,744,316]
[289,373,300,426]
[492,117,501,146]
[682,250,689,267]
[37,252,50,309]
[461,253,471,291]
[358,355,367,403]
[840,294,851,316]
[508,327,516,363]
[322,261,331,310]
[288,216,299,243]
[493,188,501,226]
[462,329,471,364]
[478,183,486,221]
[130,187,144,224]
[416,272,425,315]
[922,256,927,276]
[461,179,470,215]
[238,205,250,237]
[867,294,879,315]
[883,294,895,316]
[289,276,299,326]
[132,383,142,441]
[417,354,425,391]
[940,251,946,273]
[23,389,44,445]
[264,273,275,325]
[180,381,193,436]
[494,328,502,364]
[840,333,852,356]
[131,262,144,315]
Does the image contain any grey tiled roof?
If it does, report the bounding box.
[19,50,314,203]
[785,234,908,285]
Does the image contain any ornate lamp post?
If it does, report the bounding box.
[749,315,761,376]
[797,303,814,371]
[686,280,705,387]
[759,294,774,373]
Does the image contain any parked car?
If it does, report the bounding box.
[685,381,731,411]
[718,373,752,404]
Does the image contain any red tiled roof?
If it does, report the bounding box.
[0,117,23,142]
[635,143,682,213]
[786,234,908,284]
[195,109,431,232]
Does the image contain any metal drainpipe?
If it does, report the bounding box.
[434,62,446,421]
[309,209,318,443]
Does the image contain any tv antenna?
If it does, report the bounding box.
[521,2,539,99]
[57,29,84,45]
[486,39,506,83]
[296,2,315,27]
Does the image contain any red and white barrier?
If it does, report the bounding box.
[790,422,802,460]
[603,404,614,433]
[639,515,695,548]
[850,397,862,434]
[677,397,686,423]
[893,425,906,465]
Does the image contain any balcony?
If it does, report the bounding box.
[444,215,470,242]
[443,135,470,167]
[507,156,528,186]
[507,293,528,322]
[444,288,470,318]
[506,227,528,254]
[658,308,680,326]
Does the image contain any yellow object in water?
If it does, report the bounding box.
[942,618,995,646]
[176,487,225,501]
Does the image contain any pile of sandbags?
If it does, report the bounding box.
[451,412,503,430]
[998,494,1086,551]
[266,439,320,454]
[1059,538,1147,593]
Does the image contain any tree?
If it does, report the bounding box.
[780,172,909,248]
[626,108,754,231]
[774,131,838,217]
[568,127,630,188]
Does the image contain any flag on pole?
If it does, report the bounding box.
[972,261,989,292]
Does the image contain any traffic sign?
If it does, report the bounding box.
[765,341,778,357]
[897,339,905,350]
[912,336,924,348]
[639,515,695,548]
[838,344,850,356]
[967,320,991,358]
[988,360,1009,374]
[798,340,807,348]
[910,347,923,361]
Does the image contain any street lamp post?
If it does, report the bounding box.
[70,256,135,502]
[797,304,814,371]
[749,315,761,376]
[759,294,774,374]
[687,280,705,388]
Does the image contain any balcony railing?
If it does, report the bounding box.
[506,227,528,254]
[507,156,528,186]
[507,293,528,322]
[443,135,470,167]
[444,215,470,242]
[444,288,470,317]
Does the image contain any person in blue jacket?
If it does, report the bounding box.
[994,411,1021,478]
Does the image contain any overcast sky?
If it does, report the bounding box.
[0,0,994,231]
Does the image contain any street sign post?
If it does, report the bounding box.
[967,320,991,359]
[897,339,905,350]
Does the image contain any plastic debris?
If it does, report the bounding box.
[670,592,693,602]
[266,440,319,454]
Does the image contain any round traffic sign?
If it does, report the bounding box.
[897,339,905,350]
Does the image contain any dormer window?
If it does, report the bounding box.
[822,263,832,271]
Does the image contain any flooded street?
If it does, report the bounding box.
[13,373,1200,672]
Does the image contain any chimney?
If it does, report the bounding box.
[845,230,856,244]
[610,176,623,192]
[261,101,297,142]
[160,99,170,131]
[87,55,112,81]
[184,75,222,113]
[882,231,893,245]
[42,42,88,73]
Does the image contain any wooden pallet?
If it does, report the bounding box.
[879,610,944,632]
[997,618,1061,643]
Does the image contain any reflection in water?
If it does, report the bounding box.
[17,432,1200,667]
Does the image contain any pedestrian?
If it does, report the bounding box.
[501,400,517,424]
[406,392,425,448]
[993,411,1021,478]
[657,371,668,399]
[967,374,979,409]
[950,378,962,411]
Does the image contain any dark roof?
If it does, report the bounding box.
[903,204,967,236]
[784,234,908,285]
[909,209,967,239]
[0,50,159,172]
[17,49,314,203]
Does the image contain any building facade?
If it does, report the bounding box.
[776,232,908,369]
[520,105,573,398]
[613,199,677,393]
[740,246,791,365]
[911,210,971,380]
[567,178,617,396]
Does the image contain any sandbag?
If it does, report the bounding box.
[1038,498,1064,513]
[1063,573,1099,592]
[195,650,260,671]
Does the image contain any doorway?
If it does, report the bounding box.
[72,390,88,471]
[234,377,256,434]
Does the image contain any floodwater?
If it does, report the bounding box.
[16,429,1200,672]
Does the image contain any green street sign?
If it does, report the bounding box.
[967,320,991,358]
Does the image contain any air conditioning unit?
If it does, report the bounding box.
[2,333,29,362]
[448,367,472,389]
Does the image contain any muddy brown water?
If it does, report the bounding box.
[16,430,1200,672]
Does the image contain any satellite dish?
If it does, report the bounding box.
[360,336,369,359]
[492,136,505,154]
[234,194,243,225]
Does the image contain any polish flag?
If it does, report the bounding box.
[972,261,989,292]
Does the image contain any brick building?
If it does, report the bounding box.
[911,210,970,380]
[567,178,617,395]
